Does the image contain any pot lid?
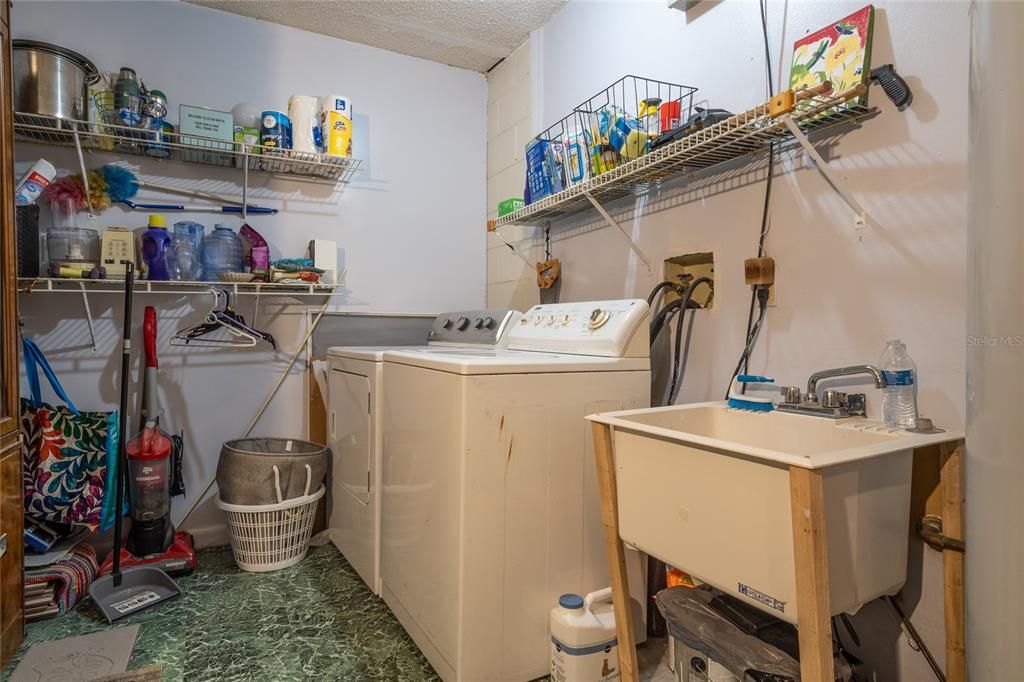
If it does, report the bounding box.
[12,39,99,80]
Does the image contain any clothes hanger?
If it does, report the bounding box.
[210,289,277,348]
[171,290,259,348]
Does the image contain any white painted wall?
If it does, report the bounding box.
[966,2,1024,678]
[487,1,968,679]
[15,1,486,543]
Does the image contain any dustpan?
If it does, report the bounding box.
[89,262,180,622]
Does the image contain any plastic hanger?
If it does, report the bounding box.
[171,290,262,348]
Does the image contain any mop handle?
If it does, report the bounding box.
[112,261,135,588]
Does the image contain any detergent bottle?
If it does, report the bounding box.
[141,214,173,281]
[550,588,620,681]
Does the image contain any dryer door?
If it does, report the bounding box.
[329,369,372,504]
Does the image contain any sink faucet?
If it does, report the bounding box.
[805,364,886,404]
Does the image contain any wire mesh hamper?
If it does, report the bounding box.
[217,464,325,572]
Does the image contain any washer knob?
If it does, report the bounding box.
[533,315,543,326]
[547,314,557,326]
[588,308,611,329]
[483,317,496,329]
[473,317,484,329]
[561,314,572,326]
[441,318,453,330]
[455,316,470,331]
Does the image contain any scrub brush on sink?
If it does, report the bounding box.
[727,375,776,412]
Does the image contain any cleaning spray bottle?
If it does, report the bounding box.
[141,214,173,281]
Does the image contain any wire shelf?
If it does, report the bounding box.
[494,84,876,228]
[13,112,362,184]
[17,277,339,297]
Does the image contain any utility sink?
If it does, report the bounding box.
[587,402,963,624]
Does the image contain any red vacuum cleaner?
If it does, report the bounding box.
[100,306,196,577]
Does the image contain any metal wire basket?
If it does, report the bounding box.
[525,75,698,204]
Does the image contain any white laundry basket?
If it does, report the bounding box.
[217,463,325,572]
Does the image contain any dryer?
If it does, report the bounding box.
[380,299,651,682]
[326,309,520,595]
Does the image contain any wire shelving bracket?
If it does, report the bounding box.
[18,278,341,352]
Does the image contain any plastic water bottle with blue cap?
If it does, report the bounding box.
[880,339,918,428]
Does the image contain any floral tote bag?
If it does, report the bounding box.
[20,338,121,532]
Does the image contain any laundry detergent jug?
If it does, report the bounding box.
[551,588,619,682]
[141,214,173,280]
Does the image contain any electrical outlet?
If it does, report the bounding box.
[663,252,714,309]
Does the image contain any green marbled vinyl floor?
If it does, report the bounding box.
[3,544,439,682]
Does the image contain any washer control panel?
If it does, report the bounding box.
[428,309,520,345]
[508,299,649,357]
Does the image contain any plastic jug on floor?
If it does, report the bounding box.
[551,588,619,682]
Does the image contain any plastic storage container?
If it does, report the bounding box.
[550,588,619,682]
[203,224,243,279]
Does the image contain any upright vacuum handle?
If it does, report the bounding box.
[144,307,158,369]
[112,261,135,587]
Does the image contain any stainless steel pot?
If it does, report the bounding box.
[12,40,98,121]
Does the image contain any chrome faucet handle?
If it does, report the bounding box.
[822,389,847,409]
[780,386,802,404]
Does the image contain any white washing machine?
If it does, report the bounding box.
[380,299,652,682]
[326,309,521,595]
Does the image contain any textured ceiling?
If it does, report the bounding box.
[185,0,567,72]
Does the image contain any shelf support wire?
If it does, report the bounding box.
[782,115,867,228]
[492,225,537,270]
[583,191,654,273]
[78,281,97,352]
[242,150,249,221]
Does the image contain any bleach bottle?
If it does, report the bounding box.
[550,588,619,682]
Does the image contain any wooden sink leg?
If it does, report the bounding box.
[591,421,640,682]
[939,440,966,682]
[789,465,836,681]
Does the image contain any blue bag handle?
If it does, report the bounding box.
[22,338,80,415]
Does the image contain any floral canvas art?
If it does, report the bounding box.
[789,5,875,107]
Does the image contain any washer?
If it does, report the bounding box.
[380,299,651,682]
[326,309,520,595]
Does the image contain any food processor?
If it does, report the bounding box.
[46,197,100,277]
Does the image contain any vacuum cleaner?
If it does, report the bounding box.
[90,262,183,622]
[98,304,196,578]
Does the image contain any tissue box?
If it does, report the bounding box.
[306,239,337,284]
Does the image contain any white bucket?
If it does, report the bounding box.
[550,587,620,682]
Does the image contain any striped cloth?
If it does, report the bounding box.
[25,543,99,615]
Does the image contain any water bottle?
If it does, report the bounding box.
[880,339,918,428]
[202,224,243,279]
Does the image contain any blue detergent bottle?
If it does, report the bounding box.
[141,214,173,280]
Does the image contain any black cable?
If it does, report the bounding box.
[667,278,712,403]
[726,2,775,396]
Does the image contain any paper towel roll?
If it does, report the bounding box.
[288,95,321,155]
[320,95,353,157]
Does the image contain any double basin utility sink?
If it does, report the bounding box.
[587,402,962,624]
